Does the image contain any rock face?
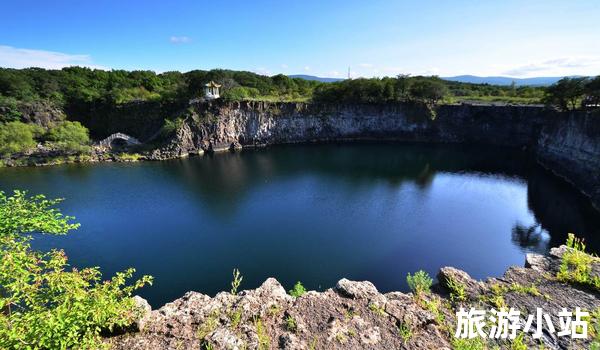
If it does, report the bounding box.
[149,101,600,208]
[107,246,600,349]
[536,110,600,210]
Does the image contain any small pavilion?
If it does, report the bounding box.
[204,81,221,99]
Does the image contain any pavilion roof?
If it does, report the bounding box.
[205,81,222,88]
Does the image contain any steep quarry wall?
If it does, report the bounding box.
[151,100,599,208]
[537,111,600,209]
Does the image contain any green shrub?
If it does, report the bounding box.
[46,121,90,153]
[0,121,39,156]
[406,270,433,296]
[557,233,599,290]
[289,281,307,297]
[446,276,467,304]
[0,190,153,349]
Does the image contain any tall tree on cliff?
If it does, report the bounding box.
[544,77,588,111]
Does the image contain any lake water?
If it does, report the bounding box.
[1,143,599,307]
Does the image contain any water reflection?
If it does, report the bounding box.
[0,142,598,307]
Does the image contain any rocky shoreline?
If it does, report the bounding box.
[107,245,600,349]
[3,101,599,209]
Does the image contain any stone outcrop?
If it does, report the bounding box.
[107,246,600,349]
[149,101,600,208]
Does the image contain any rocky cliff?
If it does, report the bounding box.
[151,100,600,208]
[107,246,600,349]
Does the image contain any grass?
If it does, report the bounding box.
[253,317,270,350]
[511,332,527,350]
[423,298,446,324]
[230,268,243,295]
[406,270,433,297]
[197,311,219,341]
[114,152,142,162]
[289,281,307,298]
[368,302,386,317]
[451,336,486,350]
[285,315,298,333]
[267,304,282,317]
[398,321,413,343]
[228,308,242,329]
[557,233,600,290]
[446,276,467,304]
[448,95,542,105]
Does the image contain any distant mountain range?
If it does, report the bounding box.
[289,74,572,86]
[441,75,576,86]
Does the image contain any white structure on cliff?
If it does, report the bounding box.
[204,81,221,99]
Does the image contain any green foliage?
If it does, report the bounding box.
[397,321,413,343]
[230,268,243,295]
[368,302,386,316]
[46,120,91,153]
[285,315,298,333]
[446,277,467,304]
[0,96,23,123]
[160,117,184,137]
[0,190,153,349]
[544,77,588,111]
[221,86,260,101]
[511,332,527,350]
[557,233,600,290]
[0,121,39,156]
[253,316,271,350]
[406,270,433,296]
[451,336,486,350]
[409,77,449,105]
[288,281,307,297]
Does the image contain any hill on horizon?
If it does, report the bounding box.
[289,74,579,86]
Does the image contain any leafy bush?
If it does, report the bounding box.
[0,190,153,349]
[289,281,307,297]
[0,121,40,156]
[221,86,260,101]
[46,120,90,153]
[557,233,600,289]
[406,270,433,296]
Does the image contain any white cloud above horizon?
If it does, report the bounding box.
[0,45,107,70]
[169,36,191,44]
[500,57,600,78]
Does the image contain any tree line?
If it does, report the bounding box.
[544,76,600,111]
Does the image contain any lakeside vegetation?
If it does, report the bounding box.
[0,190,153,349]
[0,67,599,163]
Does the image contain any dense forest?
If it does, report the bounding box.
[0,67,599,158]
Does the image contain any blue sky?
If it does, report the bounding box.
[1,0,599,77]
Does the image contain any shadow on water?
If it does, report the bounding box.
[0,142,598,307]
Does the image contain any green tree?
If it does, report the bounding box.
[409,78,448,105]
[544,77,588,111]
[0,190,153,349]
[584,76,600,108]
[46,121,91,152]
[0,121,39,156]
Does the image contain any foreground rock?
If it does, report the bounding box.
[107,245,600,349]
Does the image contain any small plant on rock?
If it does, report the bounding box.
[406,270,433,297]
[285,315,298,333]
[231,268,243,295]
[398,321,413,343]
[289,281,307,297]
[446,276,467,303]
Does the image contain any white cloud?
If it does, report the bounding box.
[0,45,106,70]
[169,36,191,44]
[358,63,373,68]
[303,66,311,72]
[502,57,600,77]
[253,67,272,76]
[280,64,289,69]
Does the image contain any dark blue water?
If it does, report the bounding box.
[1,143,599,307]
